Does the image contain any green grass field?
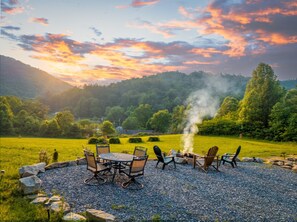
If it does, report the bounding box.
[0,135,296,221]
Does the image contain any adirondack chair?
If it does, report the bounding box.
[193,146,220,173]
[220,146,241,168]
[153,145,176,170]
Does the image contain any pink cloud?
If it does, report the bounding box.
[31,17,49,26]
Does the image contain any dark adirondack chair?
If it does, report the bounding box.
[220,145,241,168]
[153,145,176,170]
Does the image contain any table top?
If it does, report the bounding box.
[99,153,134,163]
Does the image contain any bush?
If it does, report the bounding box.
[128,137,143,143]
[88,137,98,144]
[88,137,108,144]
[148,136,160,142]
[39,150,50,165]
[52,149,58,162]
[109,137,121,144]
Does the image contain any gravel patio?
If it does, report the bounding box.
[39,161,297,221]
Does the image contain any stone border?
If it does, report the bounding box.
[18,159,116,221]
[18,156,296,221]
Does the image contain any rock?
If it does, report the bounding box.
[19,175,42,195]
[281,166,292,170]
[48,195,61,203]
[254,158,264,163]
[68,160,77,167]
[45,162,60,170]
[86,209,116,222]
[77,158,87,165]
[25,193,47,200]
[241,157,263,163]
[175,157,187,164]
[19,162,46,178]
[63,212,86,221]
[31,197,48,204]
[241,157,254,162]
[50,201,71,214]
[292,166,297,173]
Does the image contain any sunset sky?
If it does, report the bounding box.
[1,0,297,86]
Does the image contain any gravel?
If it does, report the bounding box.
[39,161,297,221]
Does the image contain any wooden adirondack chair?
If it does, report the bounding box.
[193,146,220,173]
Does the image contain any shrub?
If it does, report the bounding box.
[97,137,108,144]
[148,136,160,142]
[109,137,121,144]
[88,137,108,144]
[88,137,98,144]
[39,150,50,165]
[128,137,143,143]
[52,149,58,162]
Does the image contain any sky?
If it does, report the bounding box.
[1,0,297,86]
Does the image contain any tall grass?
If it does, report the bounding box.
[0,135,296,221]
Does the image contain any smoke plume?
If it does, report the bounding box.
[181,75,232,154]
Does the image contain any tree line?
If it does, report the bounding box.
[199,63,297,141]
[0,64,296,141]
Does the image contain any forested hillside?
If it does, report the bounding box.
[0,55,72,98]
[42,71,249,118]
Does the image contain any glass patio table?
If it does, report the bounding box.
[99,153,134,182]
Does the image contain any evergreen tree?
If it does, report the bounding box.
[238,63,284,127]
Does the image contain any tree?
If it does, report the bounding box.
[238,63,284,127]
[40,119,61,137]
[22,99,48,119]
[122,116,140,130]
[170,105,185,133]
[132,104,153,129]
[149,109,172,133]
[269,88,297,141]
[216,96,239,120]
[100,120,115,137]
[0,97,14,135]
[106,106,126,126]
[55,110,75,136]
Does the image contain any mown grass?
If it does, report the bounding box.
[0,135,296,221]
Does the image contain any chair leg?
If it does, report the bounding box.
[84,173,106,185]
[231,162,234,168]
[156,161,159,168]
[162,163,166,170]
[122,177,144,189]
[173,161,176,169]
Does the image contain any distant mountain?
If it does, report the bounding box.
[0,55,73,98]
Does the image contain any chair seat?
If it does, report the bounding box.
[88,163,109,173]
[164,157,174,164]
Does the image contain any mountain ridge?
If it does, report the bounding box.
[0,55,73,98]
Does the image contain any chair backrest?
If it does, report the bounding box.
[204,146,219,167]
[153,146,164,163]
[96,144,110,157]
[84,150,97,171]
[134,146,147,157]
[130,155,148,174]
[232,145,241,161]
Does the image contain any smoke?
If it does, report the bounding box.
[181,75,232,154]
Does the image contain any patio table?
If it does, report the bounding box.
[99,153,134,182]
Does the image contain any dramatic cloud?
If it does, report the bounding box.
[1,0,296,85]
[117,0,159,9]
[90,27,102,37]
[1,25,20,30]
[1,0,24,14]
[30,17,49,26]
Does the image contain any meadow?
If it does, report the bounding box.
[0,135,296,221]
